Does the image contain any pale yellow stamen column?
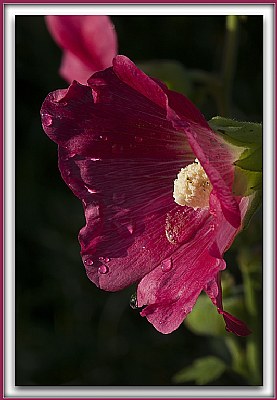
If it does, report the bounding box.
[173,159,212,209]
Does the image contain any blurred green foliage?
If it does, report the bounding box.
[16,15,262,385]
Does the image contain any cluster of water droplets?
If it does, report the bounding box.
[83,255,111,274]
[41,113,53,128]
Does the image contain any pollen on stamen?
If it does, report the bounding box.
[173,159,212,209]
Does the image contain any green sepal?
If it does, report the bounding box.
[208,116,262,147]
[208,116,262,226]
[233,166,262,228]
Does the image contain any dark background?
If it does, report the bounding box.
[16,15,262,385]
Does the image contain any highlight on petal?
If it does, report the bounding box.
[45,15,118,83]
[41,55,252,336]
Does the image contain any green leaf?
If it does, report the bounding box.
[185,294,249,337]
[208,116,262,173]
[185,295,226,336]
[208,116,262,146]
[138,59,192,96]
[173,356,226,385]
[208,116,262,226]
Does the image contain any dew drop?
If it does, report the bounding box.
[134,136,143,143]
[99,135,108,141]
[42,114,53,127]
[99,256,104,261]
[98,264,109,274]
[126,222,135,235]
[165,230,177,245]
[104,257,110,263]
[84,258,94,266]
[129,293,139,309]
[84,185,98,194]
[161,258,173,272]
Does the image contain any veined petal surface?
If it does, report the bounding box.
[41,55,251,335]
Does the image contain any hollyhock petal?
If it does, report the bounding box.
[45,16,118,83]
[209,195,249,254]
[137,197,248,334]
[171,120,242,228]
[42,74,193,160]
[112,55,169,110]
[108,57,242,228]
[41,55,251,335]
[163,85,210,129]
[205,275,251,336]
[204,197,251,335]
[137,215,221,334]
[58,146,203,290]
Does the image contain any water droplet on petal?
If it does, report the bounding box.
[134,136,143,143]
[42,114,53,127]
[165,230,177,244]
[98,264,109,274]
[84,258,94,266]
[161,258,173,272]
[84,185,98,194]
[126,222,135,235]
[104,257,110,263]
[130,293,139,309]
[99,256,104,261]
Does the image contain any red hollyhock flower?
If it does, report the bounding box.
[45,15,118,83]
[41,55,251,336]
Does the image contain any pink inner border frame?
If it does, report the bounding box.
[2,2,275,399]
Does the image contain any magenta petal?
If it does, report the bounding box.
[205,274,251,336]
[113,55,169,110]
[45,16,118,83]
[111,57,242,229]
[41,55,251,335]
[221,311,252,336]
[171,119,241,228]
[58,147,189,290]
[42,73,192,161]
[209,195,249,255]
[137,215,221,334]
[137,197,249,334]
